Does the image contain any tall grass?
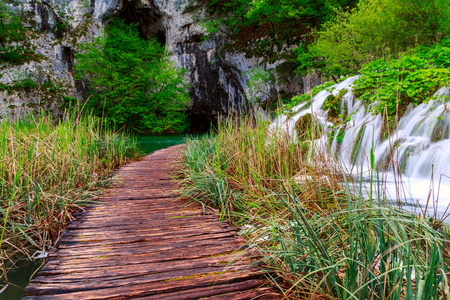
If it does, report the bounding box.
[178,116,450,299]
[0,110,139,265]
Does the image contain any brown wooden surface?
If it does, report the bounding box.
[23,145,280,299]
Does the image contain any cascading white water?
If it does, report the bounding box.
[274,76,450,215]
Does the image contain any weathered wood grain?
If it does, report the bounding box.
[24,145,280,299]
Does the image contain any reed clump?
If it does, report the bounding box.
[178,116,450,299]
[0,111,140,264]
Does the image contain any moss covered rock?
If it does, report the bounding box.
[295,113,323,139]
[322,89,347,121]
[431,112,450,142]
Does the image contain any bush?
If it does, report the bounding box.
[282,80,336,113]
[307,0,450,76]
[75,19,190,133]
[352,40,450,116]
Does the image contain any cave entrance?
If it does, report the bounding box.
[116,3,165,46]
[189,113,218,133]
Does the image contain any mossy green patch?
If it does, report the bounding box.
[431,112,450,142]
[295,113,323,140]
[323,88,347,120]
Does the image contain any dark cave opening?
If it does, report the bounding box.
[189,114,218,133]
[116,3,166,46]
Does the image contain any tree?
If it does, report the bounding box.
[75,19,190,133]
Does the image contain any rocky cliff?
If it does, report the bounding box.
[1,0,302,130]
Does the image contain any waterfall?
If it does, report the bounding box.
[275,76,450,214]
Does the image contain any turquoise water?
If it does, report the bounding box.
[136,134,187,155]
[136,134,203,155]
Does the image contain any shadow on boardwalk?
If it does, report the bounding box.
[23,145,280,299]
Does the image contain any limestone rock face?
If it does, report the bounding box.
[1,0,300,128]
[0,0,104,118]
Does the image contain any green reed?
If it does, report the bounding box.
[178,116,450,299]
[0,110,139,262]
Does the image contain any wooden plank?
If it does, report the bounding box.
[30,263,256,285]
[58,228,236,247]
[24,269,264,299]
[201,287,282,299]
[135,279,268,299]
[42,247,247,270]
[111,182,175,188]
[65,215,220,230]
[98,193,175,200]
[77,198,188,209]
[38,252,255,277]
[60,221,228,238]
[56,233,240,253]
[59,224,232,242]
[49,236,243,260]
[72,209,207,221]
[72,205,205,217]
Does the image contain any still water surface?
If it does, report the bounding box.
[135,134,190,155]
[1,134,199,299]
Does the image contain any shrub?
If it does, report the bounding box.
[307,0,450,76]
[352,41,450,116]
[75,18,190,133]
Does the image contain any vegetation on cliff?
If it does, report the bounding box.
[283,40,450,119]
[201,0,450,117]
[352,41,450,116]
[0,0,42,64]
[200,0,357,62]
[307,0,450,77]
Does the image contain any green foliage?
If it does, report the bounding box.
[0,77,36,92]
[75,19,190,134]
[201,0,357,62]
[322,88,347,119]
[328,124,346,146]
[308,0,450,75]
[245,67,273,105]
[283,80,336,112]
[352,41,450,116]
[294,113,322,140]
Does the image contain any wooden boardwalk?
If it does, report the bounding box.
[24,145,279,299]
